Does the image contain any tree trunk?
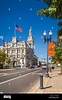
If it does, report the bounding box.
[61,65,62,74]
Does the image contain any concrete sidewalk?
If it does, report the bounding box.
[28,67,62,94]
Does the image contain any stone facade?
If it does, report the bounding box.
[1,28,38,68]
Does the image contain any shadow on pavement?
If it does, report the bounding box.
[43,86,52,89]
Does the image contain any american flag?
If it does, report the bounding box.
[16,24,22,33]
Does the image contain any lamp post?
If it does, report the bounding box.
[43,30,52,77]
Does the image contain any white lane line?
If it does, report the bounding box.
[0,71,23,77]
[0,70,28,77]
[0,68,41,77]
[0,70,41,85]
[0,73,30,85]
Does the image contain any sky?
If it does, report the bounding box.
[0,0,59,61]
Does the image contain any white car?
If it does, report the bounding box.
[42,65,47,69]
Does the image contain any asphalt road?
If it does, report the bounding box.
[0,67,46,93]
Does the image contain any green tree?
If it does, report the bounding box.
[0,50,7,68]
[37,0,62,37]
[52,47,62,73]
[57,21,62,37]
[38,0,62,20]
[37,0,62,73]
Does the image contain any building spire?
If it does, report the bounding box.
[29,27,32,36]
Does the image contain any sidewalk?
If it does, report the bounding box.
[28,67,62,94]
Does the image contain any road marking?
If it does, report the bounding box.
[0,68,33,77]
[0,73,7,77]
[0,70,39,85]
[0,68,41,77]
[0,70,41,85]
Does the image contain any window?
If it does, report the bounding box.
[8,50,10,53]
[18,49,20,53]
[12,50,16,53]
[22,49,24,53]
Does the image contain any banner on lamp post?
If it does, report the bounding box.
[48,43,55,56]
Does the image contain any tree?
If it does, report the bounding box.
[37,0,62,37]
[57,21,62,37]
[6,57,11,64]
[52,47,62,73]
[37,0,62,20]
[0,50,7,68]
[37,0,62,73]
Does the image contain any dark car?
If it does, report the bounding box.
[28,66,34,69]
[30,66,34,69]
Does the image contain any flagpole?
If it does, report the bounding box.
[14,23,16,37]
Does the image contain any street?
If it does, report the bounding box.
[0,67,46,93]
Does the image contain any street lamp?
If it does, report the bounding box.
[43,30,52,77]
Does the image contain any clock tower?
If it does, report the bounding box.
[27,27,34,50]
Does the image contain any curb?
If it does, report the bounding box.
[0,68,15,71]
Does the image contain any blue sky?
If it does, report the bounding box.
[0,0,59,61]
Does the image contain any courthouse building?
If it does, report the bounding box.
[0,28,38,68]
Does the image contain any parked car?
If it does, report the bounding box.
[28,66,34,69]
[14,65,21,68]
[3,63,10,69]
[42,64,47,69]
[42,65,47,69]
[49,63,56,69]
